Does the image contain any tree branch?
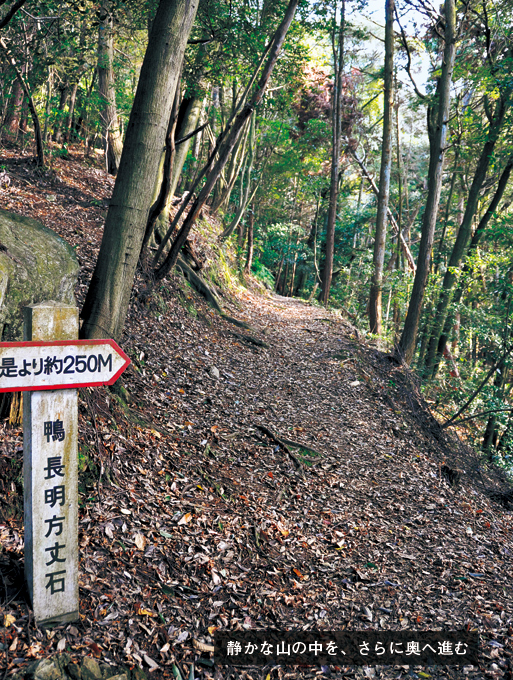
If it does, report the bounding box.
[442,344,513,428]
[394,7,426,100]
[0,0,28,29]
[350,146,416,271]
[175,122,207,146]
[0,36,44,165]
[446,408,513,428]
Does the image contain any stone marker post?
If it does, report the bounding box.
[23,302,79,625]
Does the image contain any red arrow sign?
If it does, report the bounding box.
[0,339,130,392]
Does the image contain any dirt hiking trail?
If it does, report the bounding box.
[0,152,512,679]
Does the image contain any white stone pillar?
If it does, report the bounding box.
[23,302,79,625]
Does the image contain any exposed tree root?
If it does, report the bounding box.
[255,424,322,458]
[176,257,223,313]
[255,424,306,471]
[274,436,322,457]
[221,314,255,331]
[229,330,268,348]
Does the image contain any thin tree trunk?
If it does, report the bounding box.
[19,96,28,133]
[185,113,204,191]
[5,75,23,134]
[140,83,181,256]
[281,226,292,296]
[434,140,461,273]
[98,0,123,175]
[81,0,200,340]
[154,0,300,281]
[43,66,53,143]
[289,242,300,296]
[274,251,285,292]
[152,91,205,243]
[244,208,254,273]
[395,97,403,243]
[211,118,250,213]
[220,110,258,239]
[238,221,246,252]
[430,154,513,374]
[351,150,415,271]
[53,84,69,143]
[0,37,44,165]
[77,69,97,153]
[321,0,345,306]
[424,93,511,376]
[369,0,394,334]
[396,0,456,364]
[65,82,79,143]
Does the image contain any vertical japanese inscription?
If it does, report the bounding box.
[23,302,79,625]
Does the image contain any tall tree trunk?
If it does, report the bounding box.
[369,0,394,334]
[274,251,285,292]
[395,96,403,243]
[43,66,53,143]
[154,0,300,281]
[434,139,461,273]
[321,0,345,307]
[151,86,202,245]
[396,0,456,364]
[5,75,23,134]
[19,97,28,133]
[281,226,292,296]
[244,208,254,273]
[65,82,79,143]
[140,85,181,256]
[81,0,200,340]
[220,109,257,239]
[0,37,44,165]
[76,69,97,152]
[428,154,513,374]
[289,243,299,296]
[423,93,511,377]
[53,84,69,144]
[169,92,205,197]
[98,0,123,175]
[211,118,250,213]
[351,150,415,270]
[185,114,204,191]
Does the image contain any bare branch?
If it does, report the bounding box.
[442,344,513,428]
[175,122,207,147]
[445,408,513,428]
[394,7,426,100]
[360,91,381,110]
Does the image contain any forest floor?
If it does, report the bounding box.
[0,146,513,680]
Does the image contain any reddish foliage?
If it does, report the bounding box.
[292,64,361,146]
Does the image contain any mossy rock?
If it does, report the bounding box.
[0,209,78,340]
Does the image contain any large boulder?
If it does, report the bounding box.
[0,209,78,340]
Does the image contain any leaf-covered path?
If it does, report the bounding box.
[0,151,512,680]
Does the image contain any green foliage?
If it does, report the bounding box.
[3,0,513,472]
[251,258,275,289]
